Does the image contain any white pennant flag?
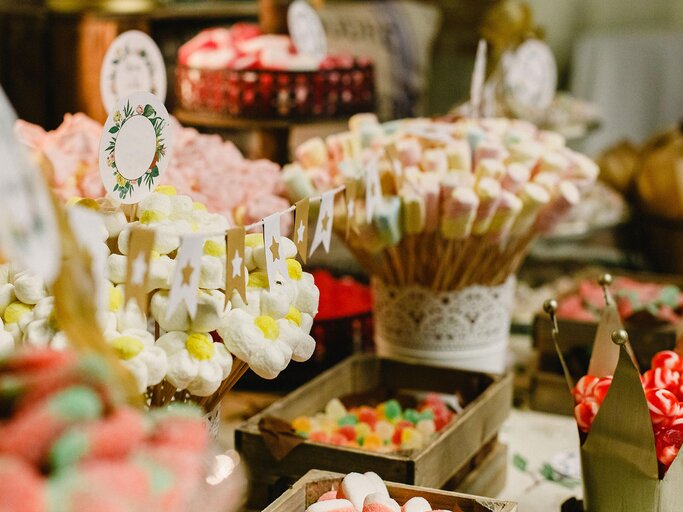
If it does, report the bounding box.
[365,156,382,224]
[470,39,487,118]
[263,213,289,290]
[167,233,204,320]
[309,190,335,257]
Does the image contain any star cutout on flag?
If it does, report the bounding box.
[321,213,330,232]
[181,262,194,285]
[270,238,280,260]
[297,221,306,243]
[130,252,147,285]
[231,250,243,278]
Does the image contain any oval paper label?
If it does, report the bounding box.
[287,0,327,63]
[503,39,557,115]
[100,30,167,114]
[99,92,172,204]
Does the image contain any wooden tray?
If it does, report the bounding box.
[262,469,517,512]
[235,354,513,508]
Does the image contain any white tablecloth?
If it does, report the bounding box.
[570,28,683,157]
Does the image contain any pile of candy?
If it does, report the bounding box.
[557,277,683,324]
[284,114,597,289]
[0,188,319,399]
[573,349,683,472]
[14,115,289,229]
[306,472,450,512]
[178,24,358,72]
[291,394,454,452]
[0,348,211,512]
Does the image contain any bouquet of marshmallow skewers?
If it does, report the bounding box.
[284,114,599,291]
[0,187,320,414]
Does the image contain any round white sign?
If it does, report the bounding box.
[503,39,557,117]
[100,30,167,114]
[287,0,327,63]
[99,92,172,204]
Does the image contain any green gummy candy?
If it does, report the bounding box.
[296,431,309,439]
[48,386,103,421]
[357,436,365,446]
[50,430,90,470]
[419,410,434,421]
[404,409,420,424]
[383,399,402,419]
[337,414,358,427]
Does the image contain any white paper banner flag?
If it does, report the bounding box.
[167,233,204,320]
[309,190,335,257]
[0,86,61,283]
[470,39,487,118]
[67,207,109,316]
[365,156,382,224]
[263,212,289,290]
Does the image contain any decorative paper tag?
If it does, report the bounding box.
[263,213,289,290]
[226,227,247,306]
[503,39,557,115]
[365,156,383,224]
[345,180,357,239]
[100,30,167,114]
[309,190,335,257]
[0,87,61,283]
[99,92,172,204]
[470,39,487,118]
[167,233,204,320]
[287,0,327,63]
[294,199,310,263]
[68,206,109,316]
[125,227,155,311]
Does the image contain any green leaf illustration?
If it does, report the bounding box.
[513,453,528,472]
[109,126,119,133]
[143,104,156,118]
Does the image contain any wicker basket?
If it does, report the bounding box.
[176,61,375,119]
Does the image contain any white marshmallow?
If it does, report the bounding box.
[401,497,431,512]
[107,254,128,284]
[341,473,378,512]
[191,290,229,333]
[199,255,224,290]
[151,290,190,332]
[0,284,16,316]
[13,272,47,305]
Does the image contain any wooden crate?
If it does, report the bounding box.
[235,354,513,508]
[449,441,508,498]
[262,469,517,512]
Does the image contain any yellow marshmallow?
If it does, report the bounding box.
[185,332,215,360]
[286,306,302,326]
[111,335,144,360]
[140,210,167,224]
[4,302,31,324]
[245,233,264,248]
[155,185,177,195]
[255,315,279,340]
[248,271,269,289]
[192,201,207,211]
[204,240,226,257]
[287,259,303,280]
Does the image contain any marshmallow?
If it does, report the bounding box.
[168,194,194,220]
[157,331,232,396]
[0,284,16,316]
[13,272,47,305]
[107,329,167,393]
[199,255,224,290]
[283,164,316,203]
[0,322,14,356]
[363,472,389,497]
[501,163,530,194]
[487,191,522,242]
[151,290,191,332]
[474,158,505,183]
[218,308,292,379]
[138,192,172,219]
[341,473,377,512]
[422,149,448,174]
[535,181,580,234]
[107,254,127,284]
[363,494,400,512]
[191,290,229,333]
[349,113,380,133]
[4,321,21,344]
[296,137,329,169]
[373,197,403,246]
[401,190,426,235]
[288,262,320,316]
[418,173,441,233]
[0,265,9,286]
[472,178,502,235]
[441,187,479,240]
[252,237,297,270]
[396,139,422,167]
[445,140,471,172]
[147,255,175,291]
[102,210,128,238]
[278,315,315,362]
[510,182,551,236]
[23,318,56,348]
[401,497,431,512]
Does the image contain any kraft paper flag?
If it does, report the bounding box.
[294,198,310,263]
[226,227,247,306]
[385,142,404,189]
[125,227,155,312]
[263,212,289,290]
[167,233,203,319]
[309,190,335,257]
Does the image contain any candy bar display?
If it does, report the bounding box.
[176,24,374,118]
[15,115,290,229]
[291,394,455,452]
[285,113,597,371]
[0,348,240,512]
[0,188,319,414]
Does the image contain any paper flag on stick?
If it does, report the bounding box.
[263,212,289,290]
[226,227,247,306]
[309,190,335,257]
[385,143,403,189]
[365,156,383,224]
[167,233,204,320]
[470,39,487,118]
[294,199,310,263]
[125,227,155,312]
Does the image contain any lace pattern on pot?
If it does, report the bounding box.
[372,277,515,353]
